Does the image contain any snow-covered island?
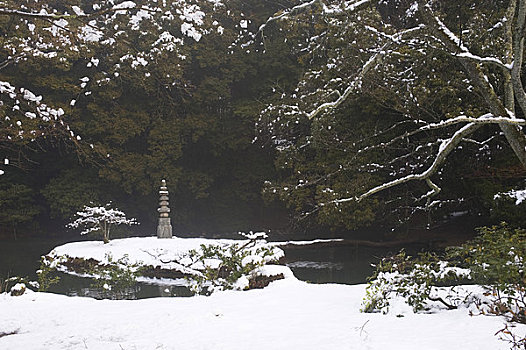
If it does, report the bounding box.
[1,234,525,349]
[44,235,285,289]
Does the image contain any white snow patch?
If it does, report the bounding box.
[80,21,104,42]
[181,23,202,41]
[0,283,521,349]
[495,189,526,205]
[72,6,84,16]
[113,1,136,10]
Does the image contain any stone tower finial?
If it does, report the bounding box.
[157,179,173,238]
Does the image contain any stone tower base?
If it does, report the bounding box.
[157,217,173,238]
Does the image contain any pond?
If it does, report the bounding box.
[0,237,399,299]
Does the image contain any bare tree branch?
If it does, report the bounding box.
[308,25,423,119]
[349,122,480,203]
[421,4,526,167]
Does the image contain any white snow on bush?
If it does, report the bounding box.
[10,283,26,295]
[494,189,526,205]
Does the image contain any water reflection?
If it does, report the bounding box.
[282,245,395,284]
[286,261,345,270]
[47,272,195,299]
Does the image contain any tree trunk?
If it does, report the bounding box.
[104,221,109,244]
[12,222,17,241]
[499,123,526,168]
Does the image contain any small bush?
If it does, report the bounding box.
[362,223,526,348]
[447,223,526,323]
[88,254,140,299]
[37,256,60,291]
[361,250,469,313]
[185,233,281,294]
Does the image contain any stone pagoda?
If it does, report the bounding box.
[157,179,173,238]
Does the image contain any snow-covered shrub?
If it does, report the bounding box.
[448,223,526,324]
[2,258,60,294]
[363,223,526,348]
[186,232,281,294]
[36,256,60,291]
[88,254,140,300]
[361,250,470,313]
[2,276,31,295]
[9,283,26,296]
[67,203,138,243]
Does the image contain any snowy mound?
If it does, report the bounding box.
[47,236,285,277]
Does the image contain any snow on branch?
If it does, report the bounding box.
[68,205,137,234]
[258,0,372,34]
[343,112,526,203]
[420,114,525,129]
[429,7,510,71]
[494,189,526,205]
[67,204,138,243]
[331,122,481,205]
[0,80,88,147]
[0,81,66,124]
[294,112,521,205]
[0,3,155,20]
[307,25,422,119]
[258,0,323,34]
[0,8,79,20]
[362,113,525,155]
[455,52,511,70]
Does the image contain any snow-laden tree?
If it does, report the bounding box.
[256,0,526,228]
[68,204,138,243]
[0,0,264,176]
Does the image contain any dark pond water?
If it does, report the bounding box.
[0,237,398,298]
[282,245,396,285]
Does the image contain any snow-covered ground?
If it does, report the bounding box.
[1,270,521,350]
[2,236,523,349]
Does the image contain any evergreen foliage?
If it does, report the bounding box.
[0,1,524,237]
[363,223,526,345]
[185,233,280,294]
[0,183,40,238]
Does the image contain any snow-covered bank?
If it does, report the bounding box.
[44,236,287,292]
[1,274,520,350]
[48,236,283,271]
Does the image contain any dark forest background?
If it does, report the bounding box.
[1,0,524,241]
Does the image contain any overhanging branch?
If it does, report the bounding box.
[308,25,423,119]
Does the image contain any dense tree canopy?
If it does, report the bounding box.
[257,0,526,231]
[0,0,296,236]
[0,0,524,238]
